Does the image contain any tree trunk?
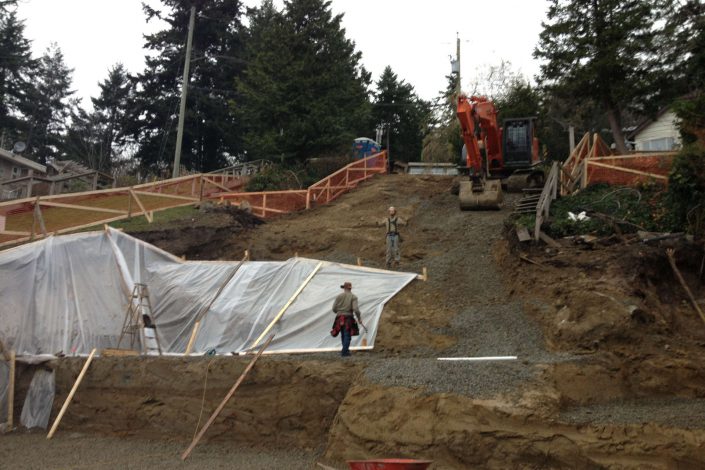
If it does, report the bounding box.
[605,104,629,155]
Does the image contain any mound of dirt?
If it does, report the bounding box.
[128,205,264,260]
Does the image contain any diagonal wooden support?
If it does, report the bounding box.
[249,262,322,350]
[129,189,153,223]
[181,334,275,460]
[47,348,97,439]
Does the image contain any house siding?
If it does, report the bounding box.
[634,110,681,151]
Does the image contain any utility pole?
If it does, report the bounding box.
[172,5,196,179]
[456,33,461,98]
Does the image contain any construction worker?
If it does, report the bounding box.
[330,281,363,357]
[382,206,405,269]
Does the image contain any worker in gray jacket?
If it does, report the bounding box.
[331,282,363,357]
[382,206,405,269]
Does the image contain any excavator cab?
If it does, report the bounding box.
[503,118,535,168]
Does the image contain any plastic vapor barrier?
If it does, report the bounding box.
[20,369,55,429]
[0,228,416,356]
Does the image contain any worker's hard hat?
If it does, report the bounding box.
[388,206,396,212]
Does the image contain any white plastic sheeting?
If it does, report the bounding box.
[20,369,55,429]
[0,228,416,356]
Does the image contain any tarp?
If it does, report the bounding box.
[20,368,55,429]
[0,228,416,356]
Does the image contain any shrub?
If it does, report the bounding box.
[665,143,705,238]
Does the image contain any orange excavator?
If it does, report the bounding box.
[456,95,542,209]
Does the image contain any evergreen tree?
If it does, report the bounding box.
[237,0,371,163]
[534,0,665,154]
[372,66,430,162]
[131,0,246,173]
[22,43,75,164]
[0,6,35,146]
[64,64,134,171]
[662,1,705,95]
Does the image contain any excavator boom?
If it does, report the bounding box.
[455,95,503,210]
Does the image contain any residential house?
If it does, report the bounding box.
[628,107,682,152]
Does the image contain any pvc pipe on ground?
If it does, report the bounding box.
[437,356,518,361]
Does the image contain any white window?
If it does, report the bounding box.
[640,137,676,151]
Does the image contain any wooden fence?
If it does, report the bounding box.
[217,152,388,218]
[534,161,559,241]
[560,133,676,196]
[0,162,269,248]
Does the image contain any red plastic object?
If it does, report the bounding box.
[347,459,433,470]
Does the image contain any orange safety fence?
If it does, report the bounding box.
[561,133,677,194]
[586,153,676,187]
[217,151,388,218]
[0,169,261,248]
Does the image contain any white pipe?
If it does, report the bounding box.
[437,356,518,361]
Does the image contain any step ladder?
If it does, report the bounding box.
[117,283,163,355]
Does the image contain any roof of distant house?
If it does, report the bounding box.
[0,148,46,173]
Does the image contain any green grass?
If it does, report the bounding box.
[109,205,200,232]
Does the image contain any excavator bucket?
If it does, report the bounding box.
[458,179,503,210]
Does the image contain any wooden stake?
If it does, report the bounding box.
[667,249,705,325]
[249,262,323,350]
[357,257,362,266]
[0,338,9,362]
[181,334,275,460]
[7,350,15,430]
[184,320,201,355]
[47,348,97,439]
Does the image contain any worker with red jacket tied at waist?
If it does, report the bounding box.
[330,281,364,357]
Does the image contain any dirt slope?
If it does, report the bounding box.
[5,173,705,469]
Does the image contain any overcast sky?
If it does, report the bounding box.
[16,0,549,107]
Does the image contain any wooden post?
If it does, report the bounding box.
[199,175,204,201]
[181,334,275,460]
[91,172,99,191]
[7,350,15,430]
[263,193,268,216]
[34,197,47,237]
[47,348,97,439]
[306,189,311,210]
[184,321,201,355]
[249,262,323,350]
[357,257,362,266]
[667,249,705,325]
[127,188,133,218]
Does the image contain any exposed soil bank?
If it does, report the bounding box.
[326,382,705,470]
[51,356,360,449]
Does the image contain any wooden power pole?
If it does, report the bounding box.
[172,5,196,179]
[456,34,461,98]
